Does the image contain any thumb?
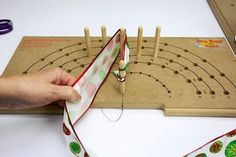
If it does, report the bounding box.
[52,85,81,102]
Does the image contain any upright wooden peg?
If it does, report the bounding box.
[84,27,92,57]
[119,60,126,94]
[137,26,143,57]
[119,28,126,94]
[101,25,107,47]
[120,28,125,59]
[153,26,161,58]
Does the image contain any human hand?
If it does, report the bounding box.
[0,68,81,110]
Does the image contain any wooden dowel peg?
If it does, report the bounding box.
[119,60,126,94]
[137,26,143,58]
[153,26,161,58]
[84,27,92,57]
[101,25,107,47]
[120,28,125,59]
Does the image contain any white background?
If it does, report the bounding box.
[0,0,235,157]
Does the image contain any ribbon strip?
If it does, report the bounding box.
[63,29,235,157]
[63,29,130,157]
[185,128,236,157]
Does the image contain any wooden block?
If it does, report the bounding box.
[208,0,236,54]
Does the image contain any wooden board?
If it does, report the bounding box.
[208,0,236,54]
[1,36,236,117]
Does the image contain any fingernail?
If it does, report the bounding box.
[67,89,81,103]
[74,93,81,102]
[70,91,81,103]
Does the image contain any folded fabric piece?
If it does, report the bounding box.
[185,128,236,157]
[63,29,129,157]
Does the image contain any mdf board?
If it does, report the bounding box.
[208,0,236,54]
[2,36,236,117]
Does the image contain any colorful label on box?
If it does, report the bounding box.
[195,39,223,48]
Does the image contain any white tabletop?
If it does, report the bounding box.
[0,0,235,157]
